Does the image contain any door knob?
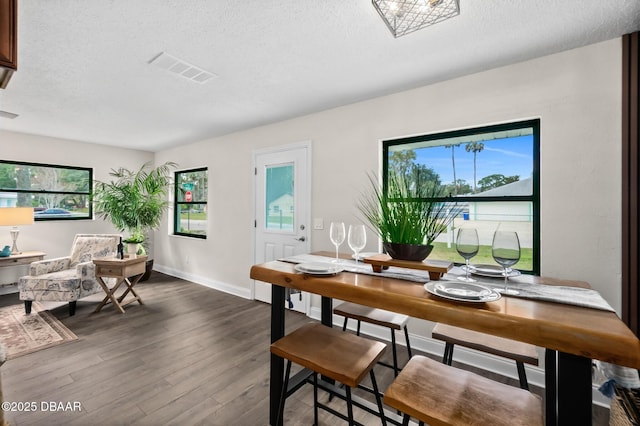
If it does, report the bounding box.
[295,236,306,242]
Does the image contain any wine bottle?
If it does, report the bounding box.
[117,237,124,259]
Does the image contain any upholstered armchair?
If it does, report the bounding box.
[18,234,121,316]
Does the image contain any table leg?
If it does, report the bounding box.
[117,274,145,306]
[270,284,285,426]
[545,349,592,426]
[557,352,592,425]
[545,349,557,426]
[321,296,332,327]
[94,277,126,314]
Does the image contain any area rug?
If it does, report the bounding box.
[0,302,77,359]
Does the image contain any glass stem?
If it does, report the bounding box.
[335,244,339,262]
[504,268,508,292]
[465,259,470,280]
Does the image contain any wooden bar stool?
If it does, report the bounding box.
[431,323,539,390]
[334,302,412,376]
[384,355,544,426]
[270,322,388,426]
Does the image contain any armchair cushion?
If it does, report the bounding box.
[19,269,81,301]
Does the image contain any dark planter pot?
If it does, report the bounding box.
[383,242,433,262]
[140,259,154,282]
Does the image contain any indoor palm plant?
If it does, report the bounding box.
[358,171,463,261]
[94,161,177,276]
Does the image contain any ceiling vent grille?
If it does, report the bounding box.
[0,110,18,119]
[148,52,217,84]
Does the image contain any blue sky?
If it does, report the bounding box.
[414,135,533,185]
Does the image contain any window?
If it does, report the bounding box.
[265,164,294,231]
[0,160,92,220]
[383,119,540,274]
[174,168,207,238]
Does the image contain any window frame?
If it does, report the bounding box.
[173,167,208,239]
[0,159,93,221]
[382,119,540,274]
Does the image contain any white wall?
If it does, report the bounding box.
[0,131,153,274]
[154,38,622,315]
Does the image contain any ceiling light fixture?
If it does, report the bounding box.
[372,0,460,38]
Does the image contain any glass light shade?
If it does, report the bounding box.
[372,0,460,38]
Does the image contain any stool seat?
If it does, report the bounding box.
[271,322,387,388]
[271,322,388,425]
[384,355,544,426]
[432,323,539,365]
[334,302,409,330]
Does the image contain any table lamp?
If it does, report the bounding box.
[0,207,34,254]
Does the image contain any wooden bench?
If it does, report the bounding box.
[270,322,388,425]
[432,323,539,390]
[334,301,412,376]
[384,355,543,426]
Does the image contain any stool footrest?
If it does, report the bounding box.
[432,323,539,365]
[334,302,408,329]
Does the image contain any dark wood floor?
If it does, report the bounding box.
[0,272,609,425]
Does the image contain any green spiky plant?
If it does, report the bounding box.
[94,161,177,253]
[358,171,463,247]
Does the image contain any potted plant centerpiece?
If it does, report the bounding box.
[358,171,463,262]
[94,161,177,279]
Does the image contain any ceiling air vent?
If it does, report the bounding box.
[0,110,18,119]
[148,52,217,84]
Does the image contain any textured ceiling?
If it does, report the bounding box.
[1,1,639,152]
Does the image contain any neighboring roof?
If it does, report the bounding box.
[468,177,533,197]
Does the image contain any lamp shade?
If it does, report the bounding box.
[0,207,35,226]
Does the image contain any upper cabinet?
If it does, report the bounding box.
[0,0,17,89]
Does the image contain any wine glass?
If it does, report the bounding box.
[492,230,521,295]
[456,228,479,282]
[329,222,345,263]
[348,224,367,262]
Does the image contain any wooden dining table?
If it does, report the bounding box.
[250,253,640,426]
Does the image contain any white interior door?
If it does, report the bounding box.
[253,142,311,314]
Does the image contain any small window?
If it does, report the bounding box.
[0,160,92,220]
[174,168,207,238]
[383,119,540,274]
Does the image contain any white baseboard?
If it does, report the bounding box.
[153,264,251,300]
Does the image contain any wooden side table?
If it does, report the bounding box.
[92,255,147,314]
[0,251,46,268]
[0,251,46,290]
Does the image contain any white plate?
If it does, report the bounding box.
[424,282,501,303]
[294,262,343,275]
[433,282,494,299]
[464,264,521,278]
[351,252,379,261]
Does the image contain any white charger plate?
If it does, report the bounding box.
[464,264,521,278]
[294,262,343,275]
[424,282,501,303]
